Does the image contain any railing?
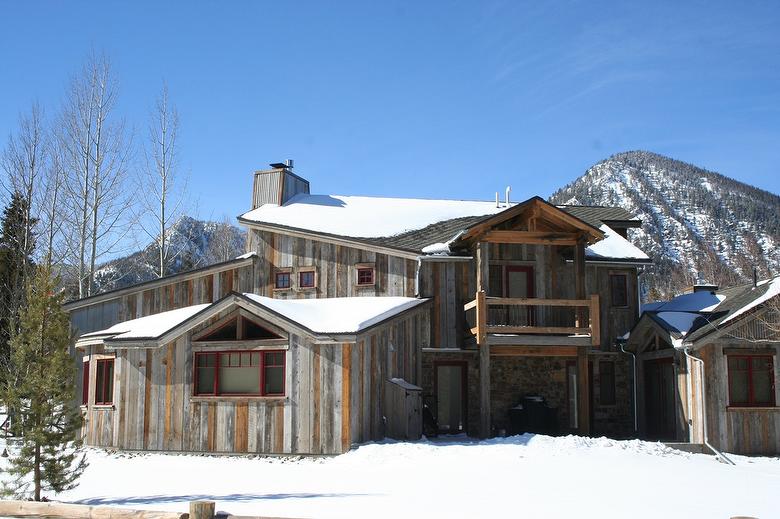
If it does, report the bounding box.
[464,291,600,346]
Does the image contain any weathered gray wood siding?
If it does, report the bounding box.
[701,343,780,455]
[81,305,429,454]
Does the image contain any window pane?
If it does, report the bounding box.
[729,370,749,405]
[300,271,315,288]
[82,361,90,405]
[752,368,773,404]
[219,366,260,394]
[610,275,627,307]
[251,352,261,365]
[264,366,284,395]
[196,367,216,394]
[275,272,290,289]
[95,362,104,402]
[105,361,114,403]
[197,353,216,367]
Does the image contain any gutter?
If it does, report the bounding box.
[680,347,735,465]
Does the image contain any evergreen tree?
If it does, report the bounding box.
[0,192,37,376]
[1,266,86,500]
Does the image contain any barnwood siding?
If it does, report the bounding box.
[81,305,429,454]
[701,343,780,455]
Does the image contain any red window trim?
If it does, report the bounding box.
[194,349,286,397]
[275,271,291,289]
[299,270,316,289]
[356,267,375,286]
[727,354,776,407]
[95,358,114,405]
[82,360,90,405]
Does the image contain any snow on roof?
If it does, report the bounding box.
[644,290,725,313]
[719,276,780,326]
[79,295,428,344]
[243,294,426,334]
[654,312,706,336]
[585,224,650,261]
[239,193,510,238]
[81,304,211,340]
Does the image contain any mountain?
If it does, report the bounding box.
[550,151,780,300]
[91,216,246,294]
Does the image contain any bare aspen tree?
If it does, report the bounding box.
[204,216,244,265]
[59,53,134,297]
[38,138,67,268]
[138,82,189,278]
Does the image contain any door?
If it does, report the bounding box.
[435,363,467,433]
[644,358,676,440]
[505,265,535,325]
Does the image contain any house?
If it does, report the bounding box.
[623,276,780,455]
[67,161,652,455]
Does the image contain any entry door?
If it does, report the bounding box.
[436,364,466,433]
[505,266,535,325]
[645,358,676,440]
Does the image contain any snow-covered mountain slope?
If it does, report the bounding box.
[550,151,780,299]
[92,217,245,294]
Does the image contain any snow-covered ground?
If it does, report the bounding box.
[2,435,779,518]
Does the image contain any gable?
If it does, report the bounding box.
[192,308,285,342]
[458,197,604,246]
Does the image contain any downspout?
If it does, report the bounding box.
[414,257,422,298]
[681,347,735,465]
[620,342,638,433]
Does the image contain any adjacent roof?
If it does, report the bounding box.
[239,193,648,263]
[626,276,780,349]
[77,293,429,347]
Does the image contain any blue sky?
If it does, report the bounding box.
[2,1,778,222]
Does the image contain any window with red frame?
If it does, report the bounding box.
[357,267,375,286]
[728,355,775,406]
[299,270,315,289]
[94,358,114,405]
[275,271,291,289]
[195,350,285,396]
[81,360,90,405]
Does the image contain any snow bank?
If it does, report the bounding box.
[240,193,509,238]
[4,434,776,519]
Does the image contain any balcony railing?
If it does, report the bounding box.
[464,291,600,347]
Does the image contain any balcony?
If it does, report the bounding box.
[464,291,600,349]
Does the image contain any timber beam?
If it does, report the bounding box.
[482,230,579,245]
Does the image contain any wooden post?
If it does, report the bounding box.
[479,335,491,439]
[577,347,590,436]
[476,242,490,293]
[590,294,600,348]
[189,501,215,519]
[574,236,586,327]
[476,290,487,346]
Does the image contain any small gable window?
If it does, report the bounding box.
[299,270,316,289]
[610,273,628,308]
[275,271,291,290]
[728,355,775,407]
[195,350,285,397]
[195,315,282,342]
[94,358,114,405]
[357,265,375,286]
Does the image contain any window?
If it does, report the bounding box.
[94,358,114,405]
[610,273,628,307]
[275,271,291,290]
[599,361,616,405]
[82,360,90,405]
[728,355,775,407]
[299,270,316,289]
[357,267,375,286]
[194,350,285,397]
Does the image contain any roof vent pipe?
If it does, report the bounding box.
[505,186,511,207]
[285,159,294,169]
[495,192,499,208]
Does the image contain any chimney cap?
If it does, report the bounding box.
[269,159,294,170]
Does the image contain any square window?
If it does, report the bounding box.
[275,271,291,289]
[194,350,286,397]
[357,267,375,286]
[299,270,316,289]
[728,355,776,407]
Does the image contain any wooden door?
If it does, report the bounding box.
[505,265,535,326]
[644,358,676,440]
[435,363,467,433]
